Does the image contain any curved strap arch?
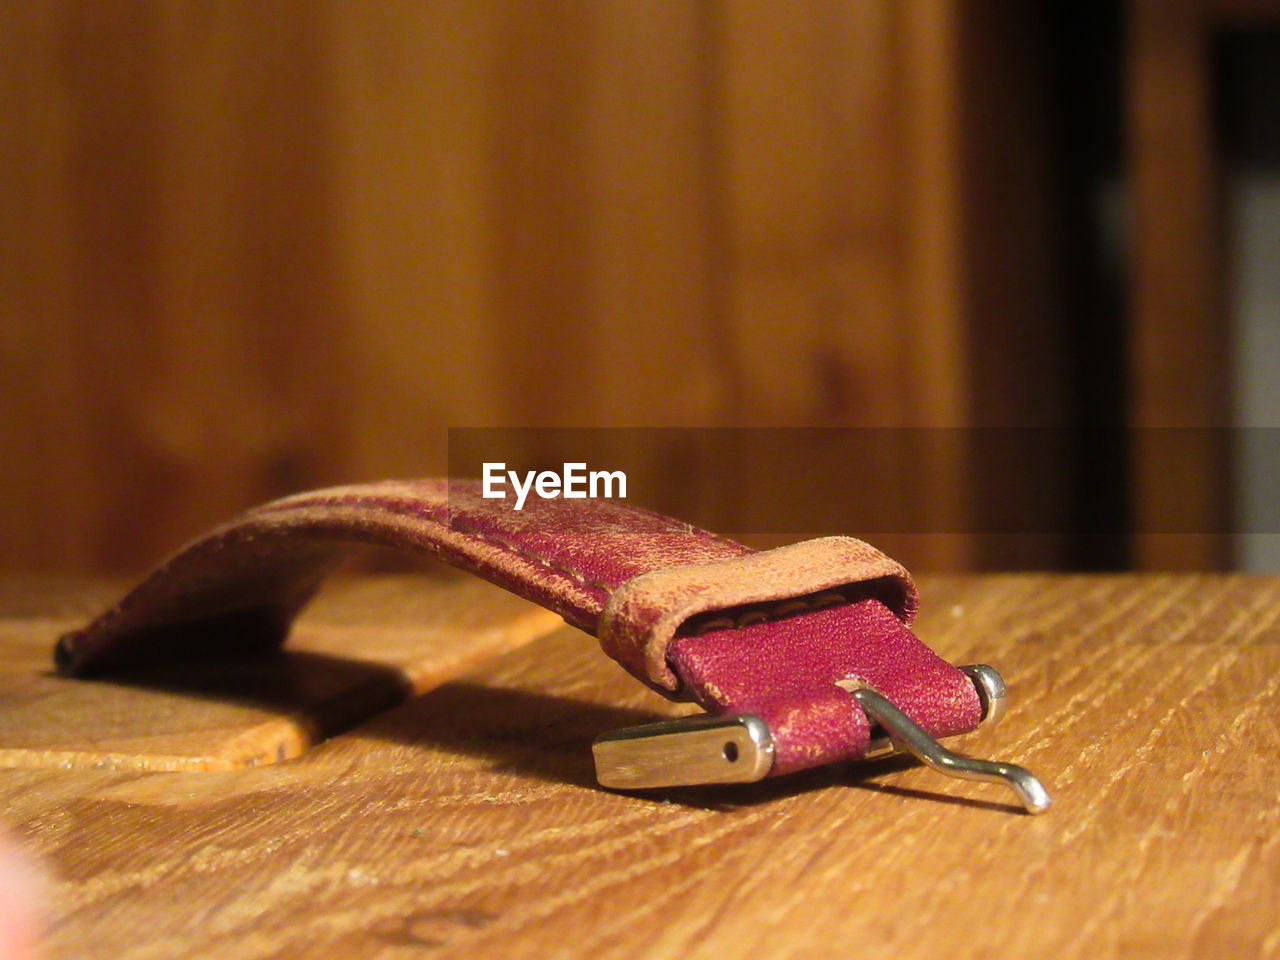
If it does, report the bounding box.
[56,478,980,777]
[56,478,749,675]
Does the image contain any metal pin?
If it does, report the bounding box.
[843,683,1052,815]
[863,662,1008,759]
[960,663,1008,727]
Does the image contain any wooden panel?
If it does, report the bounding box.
[0,2,730,573]
[0,1,1076,576]
[0,2,352,572]
[325,0,513,477]
[714,0,913,428]
[952,4,1071,571]
[897,0,973,571]
[0,2,97,571]
[1127,0,1232,569]
[0,574,1277,957]
[576,1,726,425]
[0,573,560,771]
[709,1,962,568]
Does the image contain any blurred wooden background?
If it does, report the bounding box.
[0,1,1245,574]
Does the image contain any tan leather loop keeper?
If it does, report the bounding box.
[598,536,919,692]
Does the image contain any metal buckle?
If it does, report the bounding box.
[592,664,1051,814]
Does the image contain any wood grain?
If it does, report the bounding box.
[0,572,560,772]
[0,574,1276,958]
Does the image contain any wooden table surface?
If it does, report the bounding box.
[1,571,1277,959]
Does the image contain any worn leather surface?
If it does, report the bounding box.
[670,600,980,775]
[599,536,917,691]
[56,479,981,776]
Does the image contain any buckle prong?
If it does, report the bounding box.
[840,676,1051,814]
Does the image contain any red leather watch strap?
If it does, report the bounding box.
[56,479,981,777]
[598,535,916,691]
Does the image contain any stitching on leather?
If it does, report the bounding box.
[613,500,743,550]
[688,590,847,635]
[271,492,619,596]
[445,520,616,596]
[57,526,326,662]
[62,488,673,665]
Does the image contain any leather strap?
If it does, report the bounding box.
[56,479,981,777]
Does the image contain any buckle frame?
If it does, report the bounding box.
[592,664,1051,814]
